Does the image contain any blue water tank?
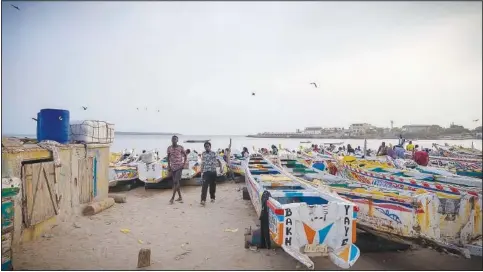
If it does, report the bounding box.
[37,109,70,144]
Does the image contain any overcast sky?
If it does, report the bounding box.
[2,1,482,135]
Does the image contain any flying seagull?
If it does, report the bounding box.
[310,82,318,88]
[252,92,256,96]
[11,4,20,11]
[82,106,88,110]
[136,108,139,110]
[473,119,479,122]
[32,117,37,121]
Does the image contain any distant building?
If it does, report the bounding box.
[401,125,432,133]
[349,123,374,135]
[321,127,344,133]
[304,127,323,134]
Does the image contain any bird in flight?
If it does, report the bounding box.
[32,117,37,121]
[473,119,479,122]
[82,106,88,110]
[136,108,139,110]
[145,107,147,111]
[11,4,20,11]
[252,92,256,96]
[310,82,318,88]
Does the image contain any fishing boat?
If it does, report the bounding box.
[109,149,140,187]
[138,153,202,186]
[229,152,247,176]
[274,156,447,245]
[243,153,361,269]
[338,156,482,257]
[184,139,210,143]
[138,152,228,187]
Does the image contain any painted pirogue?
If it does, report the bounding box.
[271,150,479,257]
[337,155,482,257]
[243,153,361,269]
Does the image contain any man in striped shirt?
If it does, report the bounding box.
[167,135,187,204]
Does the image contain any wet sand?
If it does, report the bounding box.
[14,182,483,270]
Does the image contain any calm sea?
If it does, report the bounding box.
[111,135,483,154]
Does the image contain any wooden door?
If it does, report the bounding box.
[78,157,94,204]
[21,162,59,228]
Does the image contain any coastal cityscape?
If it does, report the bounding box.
[249,122,483,140]
[2,1,482,271]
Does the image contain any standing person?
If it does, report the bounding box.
[200,142,223,206]
[406,141,415,151]
[167,135,187,204]
[242,147,250,158]
[224,138,235,180]
[398,134,405,147]
[271,145,279,155]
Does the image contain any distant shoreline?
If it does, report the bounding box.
[246,134,481,140]
[115,131,181,136]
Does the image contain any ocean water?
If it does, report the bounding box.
[111,135,483,154]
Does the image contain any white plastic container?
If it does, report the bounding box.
[70,120,115,144]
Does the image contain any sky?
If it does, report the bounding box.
[1,1,482,135]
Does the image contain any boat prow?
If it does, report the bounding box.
[244,153,361,269]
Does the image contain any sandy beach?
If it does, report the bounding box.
[13,182,483,270]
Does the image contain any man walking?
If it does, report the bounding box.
[200,141,223,206]
[167,135,187,204]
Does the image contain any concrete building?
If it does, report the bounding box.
[349,123,374,135]
[1,142,110,247]
[303,127,323,134]
[401,125,432,133]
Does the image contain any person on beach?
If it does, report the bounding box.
[398,135,406,147]
[377,142,387,156]
[347,144,355,154]
[394,145,405,159]
[406,141,415,151]
[271,145,279,155]
[224,138,235,180]
[167,135,187,204]
[200,141,223,206]
[242,147,250,158]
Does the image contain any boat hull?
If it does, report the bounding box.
[340,161,482,256]
[244,154,360,269]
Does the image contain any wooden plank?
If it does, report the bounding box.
[78,157,94,204]
[43,167,59,215]
[22,162,58,227]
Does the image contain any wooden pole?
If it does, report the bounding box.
[137,248,151,268]
[83,198,115,216]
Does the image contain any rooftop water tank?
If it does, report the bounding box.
[37,109,70,144]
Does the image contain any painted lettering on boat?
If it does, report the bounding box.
[284,208,293,246]
[341,205,350,246]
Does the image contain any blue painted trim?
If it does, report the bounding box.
[93,157,97,197]
[277,215,284,222]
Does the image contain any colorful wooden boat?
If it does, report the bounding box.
[109,150,140,187]
[273,155,482,255]
[338,156,482,257]
[244,154,361,269]
[229,154,246,176]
